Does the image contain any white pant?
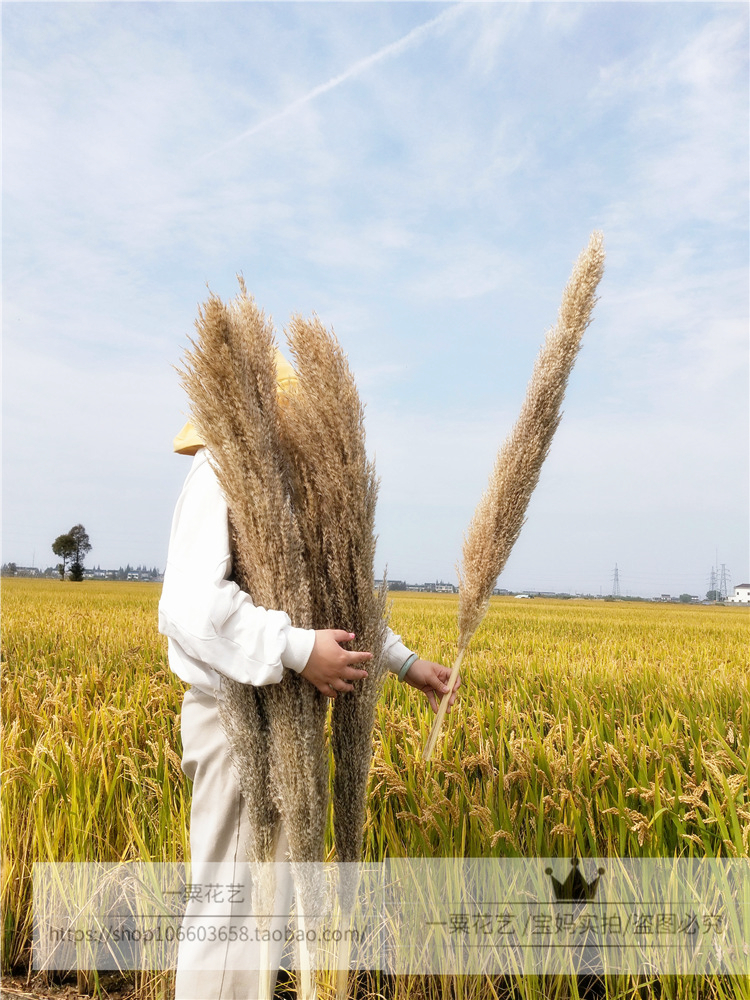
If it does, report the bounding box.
[175,687,294,1000]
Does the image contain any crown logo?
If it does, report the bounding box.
[545,857,605,903]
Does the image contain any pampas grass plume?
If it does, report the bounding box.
[424,231,606,760]
[277,315,389,867]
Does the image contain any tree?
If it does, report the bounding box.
[52,524,92,581]
[52,533,76,579]
[69,524,92,566]
[706,589,720,602]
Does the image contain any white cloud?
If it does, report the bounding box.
[593,11,747,230]
[196,3,468,161]
[408,242,523,301]
[458,3,528,79]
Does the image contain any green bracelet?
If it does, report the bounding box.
[398,653,419,682]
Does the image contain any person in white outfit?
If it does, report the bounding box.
[159,355,460,999]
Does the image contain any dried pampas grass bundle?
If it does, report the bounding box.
[424,231,606,760]
[180,282,328,998]
[179,286,297,893]
[180,285,389,999]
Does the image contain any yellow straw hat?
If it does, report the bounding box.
[173,348,298,455]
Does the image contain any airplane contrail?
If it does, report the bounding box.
[195,4,465,164]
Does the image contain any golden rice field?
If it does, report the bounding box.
[2,578,749,1000]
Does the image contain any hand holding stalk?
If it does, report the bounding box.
[402,657,461,714]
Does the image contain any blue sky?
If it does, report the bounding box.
[3,1,748,598]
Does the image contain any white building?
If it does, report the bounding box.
[728,584,750,604]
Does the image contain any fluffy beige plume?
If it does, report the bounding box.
[277,315,388,999]
[179,285,330,976]
[424,231,606,761]
[182,297,387,996]
[225,293,329,885]
[179,288,292,881]
[277,315,389,867]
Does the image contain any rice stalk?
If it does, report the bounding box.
[424,231,606,760]
[3,581,749,999]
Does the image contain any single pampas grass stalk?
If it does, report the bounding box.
[277,315,388,998]
[424,231,606,760]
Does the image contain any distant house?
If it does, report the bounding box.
[728,584,750,605]
[84,569,109,580]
